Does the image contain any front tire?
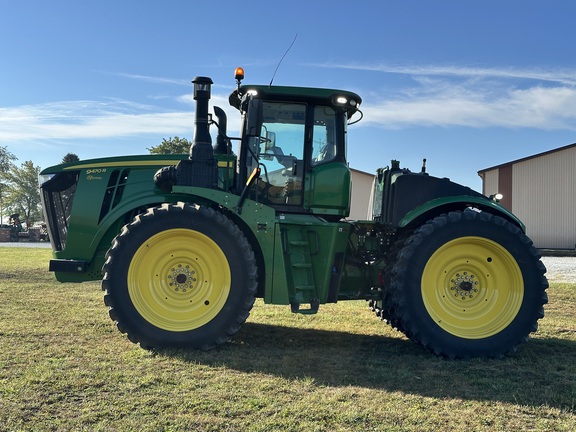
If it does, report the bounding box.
[102,202,257,350]
[390,210,548,358]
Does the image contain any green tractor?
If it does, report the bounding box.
[40,68,548,358]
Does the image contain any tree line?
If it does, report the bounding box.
[0,146,80,226]
[0,138,189,226]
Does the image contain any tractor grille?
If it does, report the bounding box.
[40,171,79,251]
[98,169,130,222]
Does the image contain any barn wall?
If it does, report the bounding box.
[512,146,576,249]
[350,169,375,220]
[481,169,499,197]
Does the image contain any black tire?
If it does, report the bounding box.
[390,210,548,358]
[102,202,257,350]
[370,235,407,333]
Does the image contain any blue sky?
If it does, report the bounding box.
[1,1,575,191]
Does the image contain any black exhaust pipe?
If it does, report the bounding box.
[189,76,214,161]
[212,106,229,155]
[154,76,218,191]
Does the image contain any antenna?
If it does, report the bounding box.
[269,33,298,87]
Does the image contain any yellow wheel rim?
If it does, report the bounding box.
[421,236,524,339]
[127,228,231,332]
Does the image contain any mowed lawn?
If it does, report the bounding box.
[0,247,575,431]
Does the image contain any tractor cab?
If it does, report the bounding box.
[230,80,362,218]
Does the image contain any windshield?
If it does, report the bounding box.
[251,102,306,206]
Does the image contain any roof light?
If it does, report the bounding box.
[490,193,504,202]
[336,96,348,104]
[247,89,258,96]
[234,67,245,82]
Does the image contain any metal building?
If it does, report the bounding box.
[478,143,576,250]
[349,168,375,220]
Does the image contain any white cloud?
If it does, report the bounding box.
[113,73,190,86]
[2,63,576,149]
[362,85,576,130]
[0,101,189,142]
[315,62,576,87]
[0,96,242,144]
[309,62,576,130]
[114,72,235,91]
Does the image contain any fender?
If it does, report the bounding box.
[89,191,192,253]
[398,195,526,232]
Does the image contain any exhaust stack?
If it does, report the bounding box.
[212,106,230,155]
[190,76,214,161]
[153,76,225,191]
[166,76,218,188]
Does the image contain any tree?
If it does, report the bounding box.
[62,152,80,163]
[0,146,16,173]
[1,160,43,224]
[147,136,191,155]
[0,146,17,225]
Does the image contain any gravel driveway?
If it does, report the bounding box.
[0,242,52,249]
[541,256,576,284]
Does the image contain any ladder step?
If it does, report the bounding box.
[285,227,317,307]
[294,285,316,291]
[290,299,320,314]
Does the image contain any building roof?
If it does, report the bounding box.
[478,142,576,175]
[350,167,375,177]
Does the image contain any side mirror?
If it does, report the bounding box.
[260,131,276,161]
[264,131,276,152]
[245,99,262,137]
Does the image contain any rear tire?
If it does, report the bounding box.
[102,202,257,350]
[370,235,407,332]
[390,210,548,358]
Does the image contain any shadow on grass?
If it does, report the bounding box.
[162,322,576,412]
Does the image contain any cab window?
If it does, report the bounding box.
[254,102,306,206]
[311,106,337,166]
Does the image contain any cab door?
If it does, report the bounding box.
[247,101,307,208]
[305,105,351,218]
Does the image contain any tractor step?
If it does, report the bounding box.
[284,226,320,313]
[294,285,316,291]
[289,240,309,246]
[290,299,320,315]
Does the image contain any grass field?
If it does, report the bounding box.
[1,247,575,431]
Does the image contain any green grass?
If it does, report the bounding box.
[0,247,575,431]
